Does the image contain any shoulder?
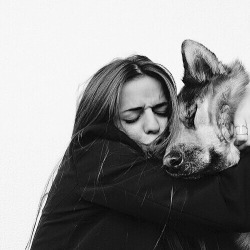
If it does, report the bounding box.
[70,124,163,186]
[71,123,146,165]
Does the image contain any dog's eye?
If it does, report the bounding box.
[183,104,197,129]
[184,116,195,129]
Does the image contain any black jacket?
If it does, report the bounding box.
[30,124,250,250]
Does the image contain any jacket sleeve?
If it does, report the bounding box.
[72,125,250,234]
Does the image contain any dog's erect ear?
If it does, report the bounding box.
[182,40,226,85]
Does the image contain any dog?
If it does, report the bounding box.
[164,39,249,178]
[163,40,250,249]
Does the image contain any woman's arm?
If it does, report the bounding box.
[234,84,250,150]
[73,124,250,234]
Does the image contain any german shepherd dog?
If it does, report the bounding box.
[163,40,250,249]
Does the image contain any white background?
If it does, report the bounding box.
[1,0,250,249]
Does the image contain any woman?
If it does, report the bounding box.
[27,55,250,249]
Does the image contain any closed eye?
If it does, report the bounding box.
[122,110,142,124]
[123,118,139,124]
[121,102,169,124]
[152,102,169,116]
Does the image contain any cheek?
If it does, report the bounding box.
[158,117,168,132]
[119,122,142,142]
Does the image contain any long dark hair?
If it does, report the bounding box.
[26,55,178,249]
[72,55,178,155]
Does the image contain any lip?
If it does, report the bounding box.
[139,142,155,152]
[140,143,151,148]
[140,137,159,146]
[140,141,155,148]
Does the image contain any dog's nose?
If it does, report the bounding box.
[164,151,183,174]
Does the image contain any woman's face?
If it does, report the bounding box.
[117,76,169,147]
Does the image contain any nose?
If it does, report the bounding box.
[164,151,183,174]
[143,108,160,134]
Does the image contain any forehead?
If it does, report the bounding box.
[119,76,167,110]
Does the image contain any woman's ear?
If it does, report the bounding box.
[182,39,226,85]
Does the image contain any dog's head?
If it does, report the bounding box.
[163,40,249,179]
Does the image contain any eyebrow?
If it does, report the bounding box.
[121,101,168,113]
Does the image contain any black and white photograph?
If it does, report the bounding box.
[1,1,250,249]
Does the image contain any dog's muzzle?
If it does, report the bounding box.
[164,151,183,175]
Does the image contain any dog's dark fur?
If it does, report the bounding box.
[163,40,250,249]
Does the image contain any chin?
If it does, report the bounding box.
[139,141,158,153]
